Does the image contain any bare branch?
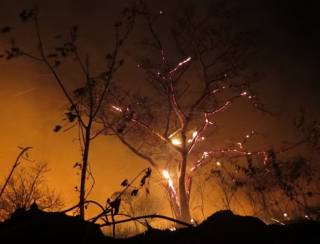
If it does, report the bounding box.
[0,147,32,199]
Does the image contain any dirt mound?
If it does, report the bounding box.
[0,207,319,244]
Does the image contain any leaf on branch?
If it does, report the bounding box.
[118,59,124,66]
[74,87,86,97]
[54,60,61,67]
[71,26,78,42]
[73,162,82,169]
[109,198,121,215]
[47,53,58,58]
[4,47,22,60]
[116,126,125,134]
[140,168,152,186]
[1,26,12,33]
[121,179,129,187]
[131,189,138,196]
[140,176,146,186]
[19,9,35,22]
[65,111,77,122]
[53,125,62,132]
[145,168,152,177]
[69,104,77,111]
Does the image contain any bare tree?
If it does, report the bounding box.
[0,162,63,220]
[0,147,32,200]
[0,5,136,219]
[100,1,269,223]
[202,112,320,223]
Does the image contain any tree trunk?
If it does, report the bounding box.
[178,153,191,223]
[79,121,92,219]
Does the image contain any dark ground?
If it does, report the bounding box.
[0,205,319,244]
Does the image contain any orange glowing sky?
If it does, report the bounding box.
[1,0,320,219]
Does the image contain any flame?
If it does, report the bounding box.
[169,57,192,74]
[162,169,170,179]
[240,91,248,96]
[111,105,122,112]
[169,227,176,231]
[237,142,243,148]
[162,169,175,193]
[171,138,182,146]
[192,131,198,138]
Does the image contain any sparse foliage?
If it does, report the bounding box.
[0,162,63,221]
[100,1,265,223]
[1,4,136,219]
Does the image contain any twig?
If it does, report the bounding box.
[0,147,32,199]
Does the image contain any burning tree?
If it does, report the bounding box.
[100,1,270,223]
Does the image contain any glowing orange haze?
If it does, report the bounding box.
[0,58,153,216]
[0,0,318,222]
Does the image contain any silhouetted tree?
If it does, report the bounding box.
[0,5,136,219]
[0,161,63,220]
[0,147,32,200]
[198,110,320,222]
[101,1,269,223]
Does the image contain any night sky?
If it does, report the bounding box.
[0,0,319,218]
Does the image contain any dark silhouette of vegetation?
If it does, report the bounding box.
[0,5,136,219]
[0,147,32,200]
[0,148,63,221]
[1,207,319,243]
[0,1,319,241]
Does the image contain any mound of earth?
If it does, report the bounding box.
[0,203,106,243]
[0,206,319,244]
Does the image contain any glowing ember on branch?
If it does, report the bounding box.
[171,138,182,146]
[240,91,248,96]
[192,131,198,138]
[169,57,192,74]
[111,105,122,112]
[169,227,176,232]
[162,169,170,179]
[162,169,176,193]
[203,152,209,158]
